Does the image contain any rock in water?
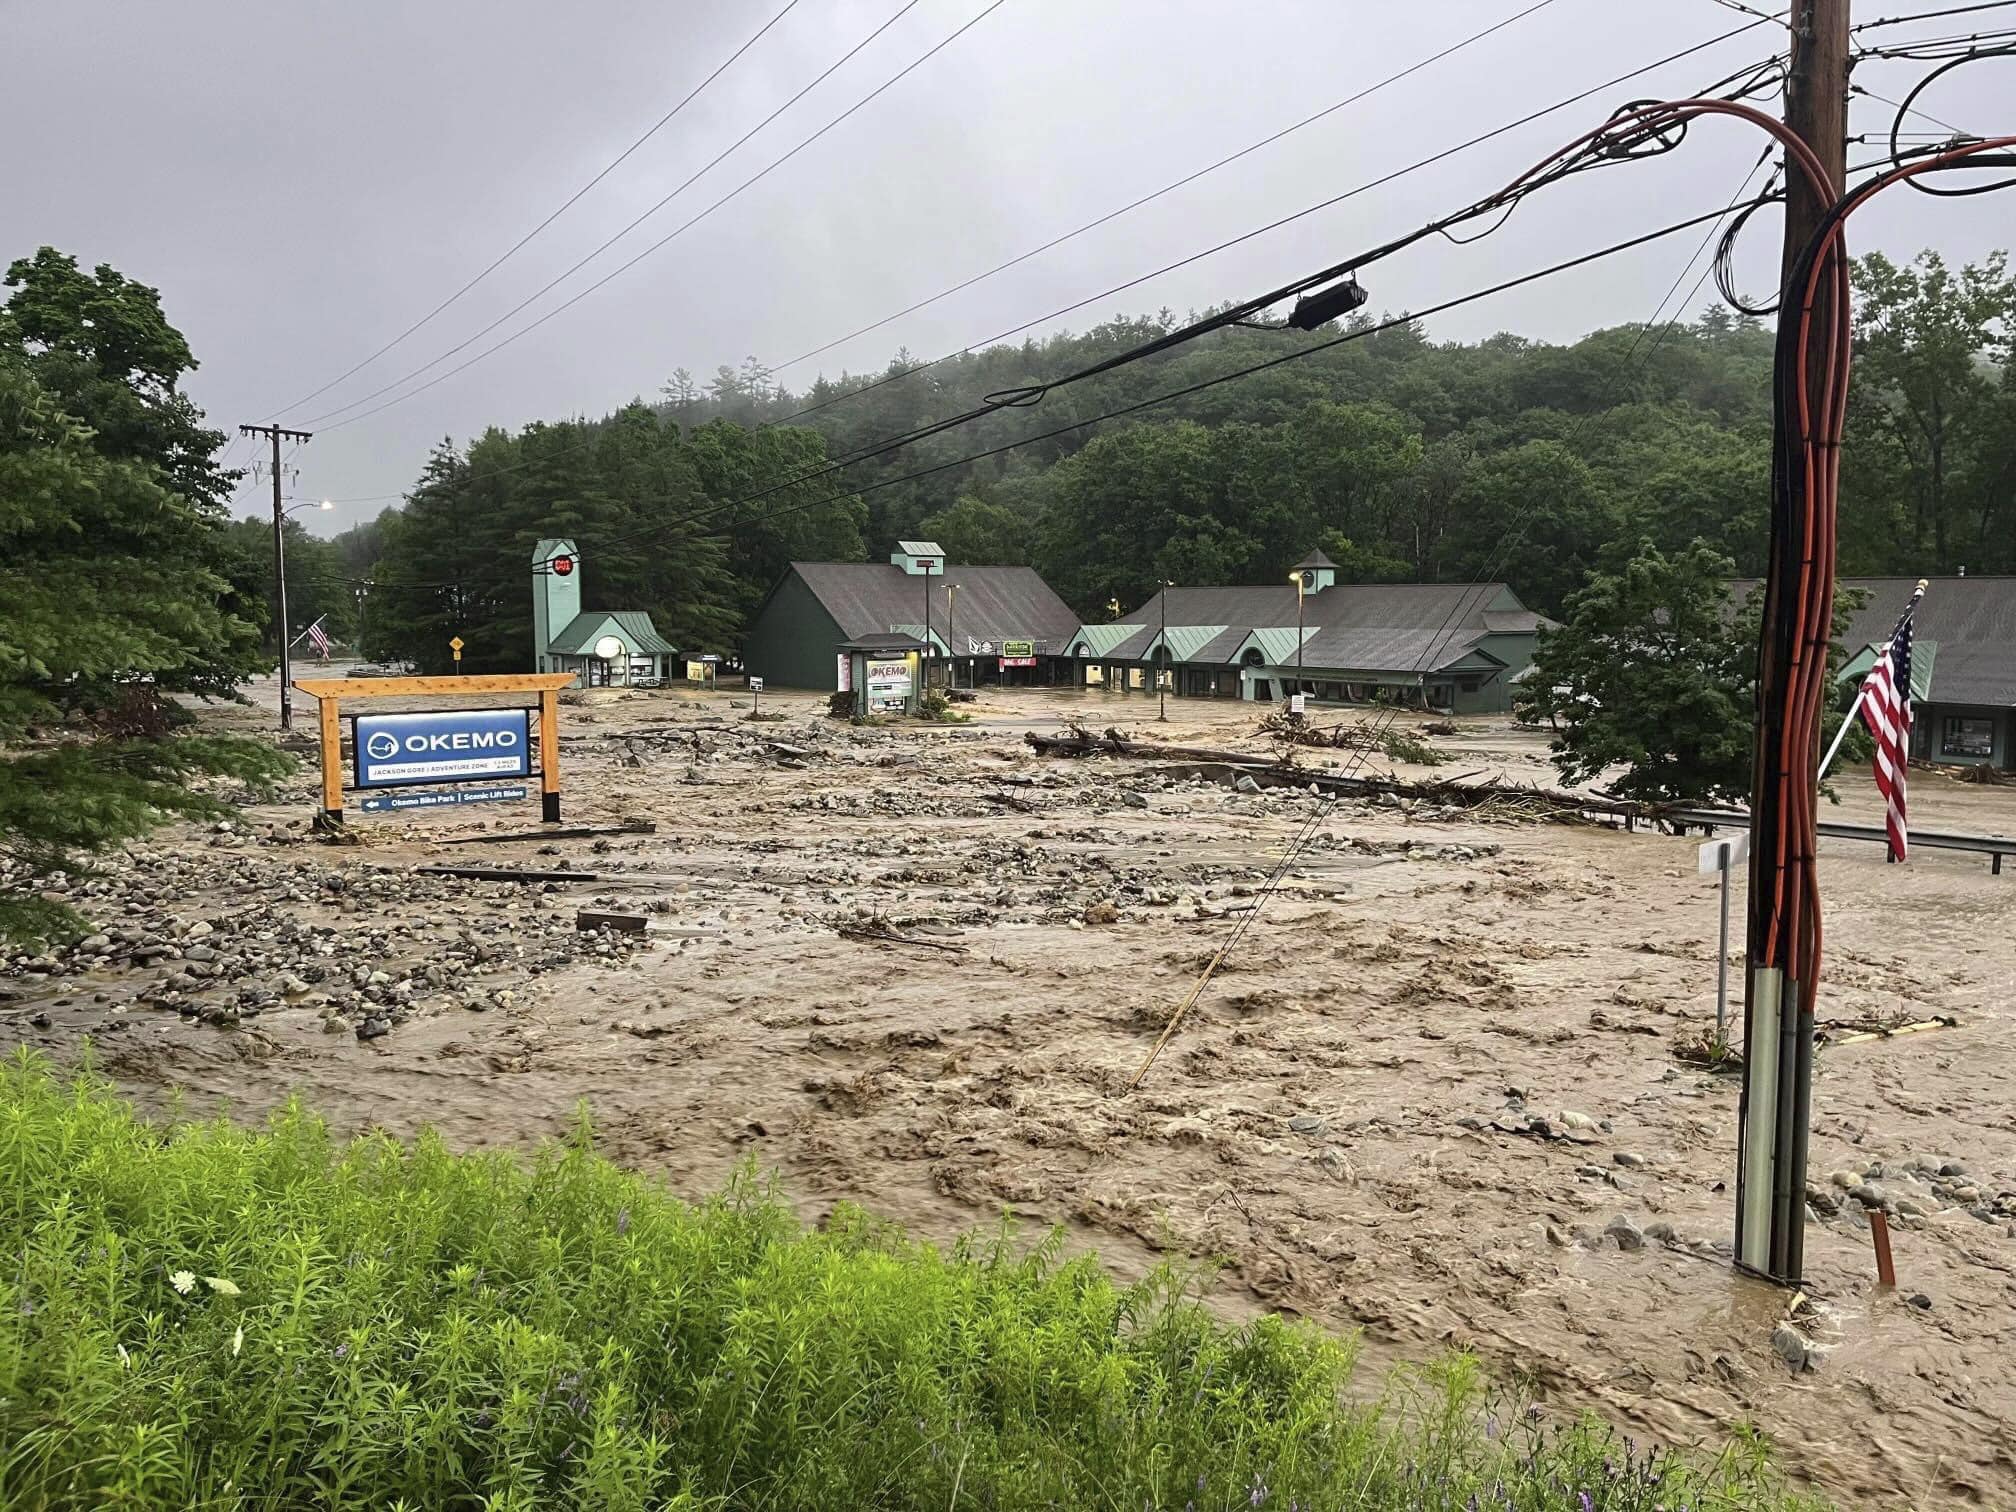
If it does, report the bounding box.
[1604,1214,1644,1251]
[1771,1321,1821,1372]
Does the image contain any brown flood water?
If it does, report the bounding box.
[8,683,2014,1507]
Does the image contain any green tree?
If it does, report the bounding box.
[1522,539,1865,804]
[915,493,1036,565]
[1519,540,1757,803]
[1847,250,2015,572]
[0,344,287,945]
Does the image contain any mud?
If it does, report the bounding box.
[6,682,2014,1508]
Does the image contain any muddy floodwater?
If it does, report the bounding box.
[8,683,2014,1508]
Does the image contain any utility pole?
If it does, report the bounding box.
[240,423,313,730]
[1735,0,1850,1287]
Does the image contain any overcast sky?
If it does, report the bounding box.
[5,0,2007,535]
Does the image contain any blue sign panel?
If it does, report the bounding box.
[355,709,531,789]
[359,783,528,813]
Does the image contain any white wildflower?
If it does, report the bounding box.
[204,1277,241,1297]
[169,1270,196,1295]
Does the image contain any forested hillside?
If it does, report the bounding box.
[337,248,2012,672]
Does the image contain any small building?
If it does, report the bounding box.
[743,543,1083,689]
[1828,576,2015,768]
[1067,552,1553,714]
[529,537,680,687]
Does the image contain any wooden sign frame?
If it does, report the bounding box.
[292,673,576,829]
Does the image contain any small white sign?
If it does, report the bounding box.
[1698,832,1751,873]
[1288,693,1306,715]
[749,677,764,693]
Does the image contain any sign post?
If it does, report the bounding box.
[293,672,574,830]
[749,675,763,716]
[450,635,465,674]
[1699,831,1750,1046]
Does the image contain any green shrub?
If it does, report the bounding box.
[0,1053,1824,1510]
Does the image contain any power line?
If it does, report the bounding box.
[302,0,1008,432]
[325,199,1760,596]
[768,16,1781,429]
[601,201,1765,555]
[270,0,808,419]
[297,10,1770,508]
[769,0,1564,376]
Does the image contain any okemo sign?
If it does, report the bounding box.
[354,709,531,789]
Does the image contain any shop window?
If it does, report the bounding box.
[1085,664,1104,686]
[1942,715,1994,758]
[1459,678,1481,693]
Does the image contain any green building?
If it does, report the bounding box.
[1788,575,2015,769]
[529,537,679,687]
[1067,552,1554,715]
[743,543,1082,689]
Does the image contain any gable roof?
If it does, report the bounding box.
[548,610,677,656]
[1737,576,2016,706]
[1091,581,1550,673]
[786,561,1082,649]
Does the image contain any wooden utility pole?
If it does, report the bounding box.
[1735,0,1850,1287]
[239,423,313,730]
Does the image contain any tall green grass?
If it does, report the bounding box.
[0,1050,1823,1510]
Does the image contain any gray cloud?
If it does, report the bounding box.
[4,0,2006,533]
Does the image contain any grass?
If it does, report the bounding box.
[0,1051,1826,1510]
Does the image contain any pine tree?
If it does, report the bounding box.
[0,250,290,945]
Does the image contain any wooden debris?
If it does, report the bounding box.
[415,864,597,883]
[1023,725,1659,825]
[577,910,648,934]
[836,923,968,955]
[439,822,654,846]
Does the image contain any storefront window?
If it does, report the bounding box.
[1942,715,1994,758]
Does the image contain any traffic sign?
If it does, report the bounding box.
[449,636,465,653]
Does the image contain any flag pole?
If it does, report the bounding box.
[1814,579,1928,782]
[286,613,327,651]
[1815,683,1867,782]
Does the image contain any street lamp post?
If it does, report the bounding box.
[1291,569,1309,717]
[946,582,959,690]
[922,562,937,690]
[272,496,333,731]
[1157,581,1172,722]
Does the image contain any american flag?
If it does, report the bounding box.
[305,617,333,660]
[1856,584,1923,862]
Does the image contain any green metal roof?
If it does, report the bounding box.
[1233,626,1318,666]
[1068,622,1146,656]
[1144,624,1229,663]
[1837,638,1937,702]
[548,610,677,657]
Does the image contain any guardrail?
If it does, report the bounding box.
[1669,808,2015,876]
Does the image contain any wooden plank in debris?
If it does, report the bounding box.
[577,910,649,933]
[415,864,597,883]
[438,822,654,846]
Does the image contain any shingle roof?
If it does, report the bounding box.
[790,562,1081,650]
[1736,576,2016,706]
[1293,548,1339,570]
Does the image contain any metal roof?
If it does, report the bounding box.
[1738,576,2016,706]
[1068,623,1145,656]
[548,610,677,656]
[788,562,1082,648]
[895,540,945,556]
[1077,580,1542,674]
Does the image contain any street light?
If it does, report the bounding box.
[1156,580,1173,722]
[272,498,334,732]
[1289,568,1311,718]
[945,582,959,691]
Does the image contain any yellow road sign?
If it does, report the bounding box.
[449,636,465,653]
